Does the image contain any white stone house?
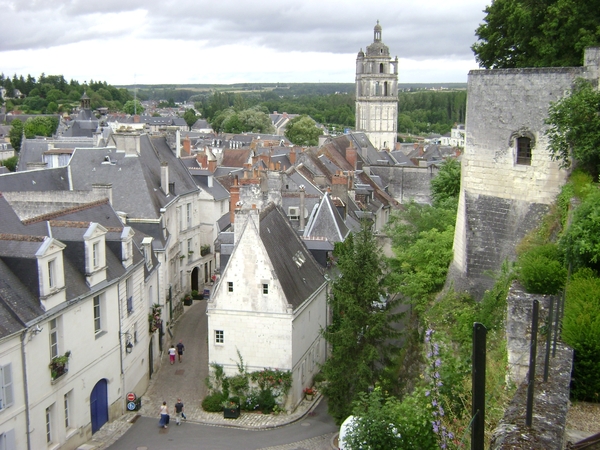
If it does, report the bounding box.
[207,204,328,408]
[0,194,150,449]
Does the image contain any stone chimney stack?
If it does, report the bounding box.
[183,137,191,156]
[346,142,357,169]
[289,148,296,165]
[176,129,181,158]
[230,176,240,224]
[142,236,153,268]
[92,183,113,205]
[161,162,169,195]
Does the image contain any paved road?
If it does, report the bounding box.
[108,399,337,450]
[102,299,338,449]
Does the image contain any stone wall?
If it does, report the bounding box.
[490,282,573,449]
[449,48,600,296]
[369,164,436,204]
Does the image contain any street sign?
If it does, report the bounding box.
[126,392,136,402]
[127,401,136,411]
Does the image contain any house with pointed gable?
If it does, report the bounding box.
[207,203,327,408]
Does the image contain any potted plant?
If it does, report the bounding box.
[303,387,315,401]
[191,289,202,300]
[183,294,193,306]
[49,351,71,381]
[201,244,211,256]
[223,400,240,419]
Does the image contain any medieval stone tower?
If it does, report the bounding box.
[355,21,399,150]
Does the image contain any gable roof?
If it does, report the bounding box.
[258,204,325,310]
[303,193,349,242]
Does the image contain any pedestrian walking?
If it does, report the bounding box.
[174,398,185,425]
[168,344,176,365]
[176,339,185,363]
[158,401,169,428]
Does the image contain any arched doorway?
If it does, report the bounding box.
[191,267,199,292]
[90,379,108,434]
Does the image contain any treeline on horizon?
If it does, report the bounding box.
[0,73,134,114]
[1,74,467,136]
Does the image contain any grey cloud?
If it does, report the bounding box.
[0,0,487,61]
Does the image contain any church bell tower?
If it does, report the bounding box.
[355,21,399,150]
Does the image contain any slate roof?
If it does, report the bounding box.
[259,204,325,310]
[0,166,71,191]
[303,193,349,243]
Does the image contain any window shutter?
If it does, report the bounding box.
[5,429,16,450]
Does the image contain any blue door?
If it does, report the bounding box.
[90,379,108,434]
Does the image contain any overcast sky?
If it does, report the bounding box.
[0,0,491,86]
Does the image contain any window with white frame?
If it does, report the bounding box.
[186,203,192,228]
[64,391,72,430]
[0,430,16,450]
[48,260,56,289]
[215,330,224,344]
[187,239,192,254]
[0,364,14,411]
[93,295,102,335]
[49,318,59,360]
[92,242,99,268]
[45,404,54,444]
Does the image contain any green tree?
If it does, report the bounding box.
[321,221,402,424]
[238,107,274,133]
[8,119,24,152]
[560,188,600,272]
[430,158,461,206]
[123,100,144,115]
[546,78,600,179]
[284,115,323,146]
[183,109,198,130]
[23,116,58,138]
[0,155,18,171]
[473,0,600,69]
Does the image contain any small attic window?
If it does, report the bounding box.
[293,250,306,268]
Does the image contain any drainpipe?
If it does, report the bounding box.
[20,330,32,450]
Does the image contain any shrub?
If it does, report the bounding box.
[257,389,277,414]
[562,271,600,401]
[201,392,225,412]
[228,373,249,397]
[242,391,260,411]
[517,244,567,295]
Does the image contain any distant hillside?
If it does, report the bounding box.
[119,82,467,103]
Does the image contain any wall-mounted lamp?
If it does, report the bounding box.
[120,332,134,354]
[31,324,43,336]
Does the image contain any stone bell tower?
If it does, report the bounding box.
[355,21,399,150]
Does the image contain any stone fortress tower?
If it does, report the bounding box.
[355,21,399,150]
[449,47,600,298]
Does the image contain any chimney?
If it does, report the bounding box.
[176,129,181,158]
[230,176,240,224]
[183,137,191,156]
[142,236,153,267]
[92,183,113,205]
[346,142,357,169]
[161,162,169,195]
[133,115,140,123]
[289,148,296,165]
[208,174,213,188]
[299,185,306,232]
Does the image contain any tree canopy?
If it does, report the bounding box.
[23,116,59,138]
[472,0,600,69]
[546,78,600,179]
[284,115,323,146]
[8,119,23,152]
[182,109,198,130]
[321,221,402,424]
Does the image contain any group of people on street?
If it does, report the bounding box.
[169,340,185,364]
[158,398,186,428]
[159,339,187,428]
